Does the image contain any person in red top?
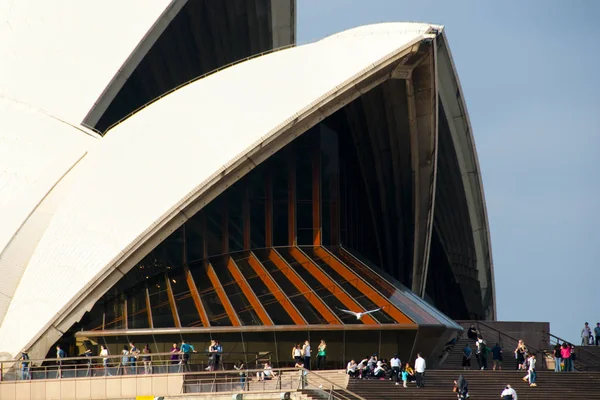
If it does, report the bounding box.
[560,343,572,372]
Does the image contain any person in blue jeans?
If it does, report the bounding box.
[527,353,537,387]
[553,343,562,372]
[234,360,246,390]
[19,351,30,380]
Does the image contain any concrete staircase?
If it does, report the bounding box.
[572,345,600,371]
[182,369,356,399]
[444,336,520,371]
[347,370,600,399]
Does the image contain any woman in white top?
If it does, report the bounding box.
[100,345,111,376]
[292,343,302,365]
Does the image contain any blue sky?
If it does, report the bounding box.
[298,0,600,343]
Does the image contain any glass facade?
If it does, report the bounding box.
[64,86,470,367]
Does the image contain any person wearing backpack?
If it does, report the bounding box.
[476,337,488,370]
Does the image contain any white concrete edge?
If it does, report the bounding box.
[437,32,496,320]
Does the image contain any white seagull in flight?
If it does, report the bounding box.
[338,307,383,320]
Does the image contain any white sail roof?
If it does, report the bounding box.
[0,23,440,358]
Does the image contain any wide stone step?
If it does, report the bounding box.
[347,370,600,400]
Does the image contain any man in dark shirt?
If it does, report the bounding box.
[467,324,479,341]
[491,343,503,370]
[462,344,472,370]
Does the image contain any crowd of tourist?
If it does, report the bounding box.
[345,352,427,389]
[12,323,599,395]
[581,322,600,346]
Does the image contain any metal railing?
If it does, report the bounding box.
[303,368,365,400]
[476,320,549,369]
[0,351,270,382]
[181,367,364,400]
[542,331,600,371]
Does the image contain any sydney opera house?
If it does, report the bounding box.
[0,0,494,368]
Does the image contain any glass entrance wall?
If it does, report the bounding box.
[76,328,420,370]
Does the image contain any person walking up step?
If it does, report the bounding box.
[414,353,426,388]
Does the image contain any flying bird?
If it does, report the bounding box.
[338,307,383,320]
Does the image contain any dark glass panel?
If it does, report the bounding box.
[185,213,204,265]
[248,167,266,249]
[104,226,185,298]
[345,330,380,363]
[169,269,201,327]
[412,326,450,362]
[189,260,232,326]
[104,296,125,330]
[210,256,260,326]
[127,288,150,329]
[148,275,176,328]
[204,198,223,257]
[228,184,244,253]
[232,253,294,325]
[295,132,314,245]
[272,153,289,246]
[276,248,358,324]
[334,247,441,325]
[379,330,418,365]
[253,249,325,324]
[302,248,395,324]
[239,332,279,368]
[83,300,108,331]
[320,123,340,246]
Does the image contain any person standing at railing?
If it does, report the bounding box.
[234,360,246,389]
[207,339,222,371]
[595,323,600,346]
[170,343,180,372]
[214,340,223,371]
[142,344,152,374]
[56,345,66,378]
[129,342,139,375]
[120,345,129,375]
[180,339,197,371]
[19,350,30,381]
[316,339,327,370]
[100,345,111,376]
